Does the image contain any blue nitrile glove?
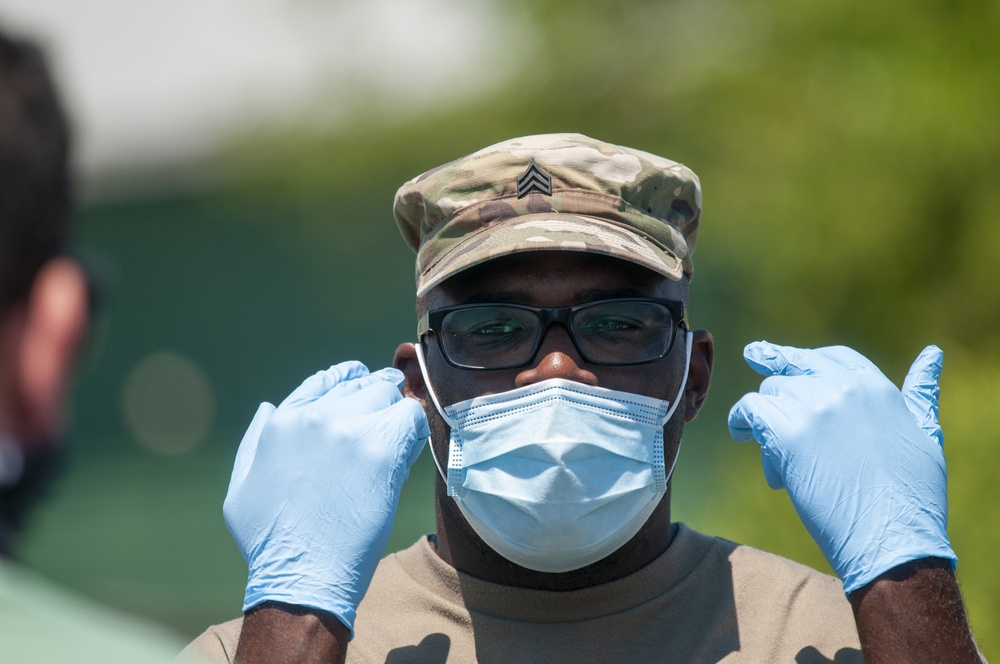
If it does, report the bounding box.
[223,362,429,634]
[727,342,956,593]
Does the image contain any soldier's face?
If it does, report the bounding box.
[396,250,714,580]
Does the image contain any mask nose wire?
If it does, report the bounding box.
[413,342,454,483]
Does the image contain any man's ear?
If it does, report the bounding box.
[14,258,89,445]
[393,342,427,406]
[684,329,714,423]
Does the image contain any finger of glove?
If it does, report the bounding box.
[813,345,882,373]
[728,392,787,444]
[760,447,786,490]
[280,361,371,407]
[224,402,275,554]
[728,393,792,489]
[744,341,874,378]
[228,402,276,492]
[387,397,431,469]
[901,345,944,448]
[308,367,405,412]
[318,375,405,418]
[757,374,809,398]
[727,397,758,443]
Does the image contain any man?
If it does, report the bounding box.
[184,134,980,662]
[0,27,184,661]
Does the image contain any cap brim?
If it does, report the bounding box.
[416,213,685,297]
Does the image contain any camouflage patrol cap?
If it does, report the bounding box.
[394,133,702,296]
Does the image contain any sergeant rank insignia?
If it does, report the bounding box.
[516,160,553,198]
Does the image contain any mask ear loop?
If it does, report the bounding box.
[659,330,694,486]
[413,342,453,483]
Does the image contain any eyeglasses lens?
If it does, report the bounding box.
[441,306,539,369]
[574,300,673,363]
[440,301,675,368]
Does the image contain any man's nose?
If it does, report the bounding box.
[514,323,598,387]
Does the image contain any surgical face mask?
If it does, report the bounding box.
[415,331,692,573]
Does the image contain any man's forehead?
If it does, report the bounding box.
[422,251,685,308]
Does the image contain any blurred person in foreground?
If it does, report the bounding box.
[184,134,981,663]
[0,27,185,662]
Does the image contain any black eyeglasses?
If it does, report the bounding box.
[418,297,688,370]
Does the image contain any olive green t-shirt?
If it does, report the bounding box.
[182,524,861,663]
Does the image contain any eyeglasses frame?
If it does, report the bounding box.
[417,297,690,370]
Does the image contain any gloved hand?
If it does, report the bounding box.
[727,342,956,593]
[223,362,429,634]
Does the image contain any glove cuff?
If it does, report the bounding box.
[243,578,358,637]
[841,541,957,594]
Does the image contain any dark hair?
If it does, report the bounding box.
[0,28,71,312]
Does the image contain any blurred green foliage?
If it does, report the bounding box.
[17,0,999,656]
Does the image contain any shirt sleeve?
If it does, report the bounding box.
[176,618,243,664]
